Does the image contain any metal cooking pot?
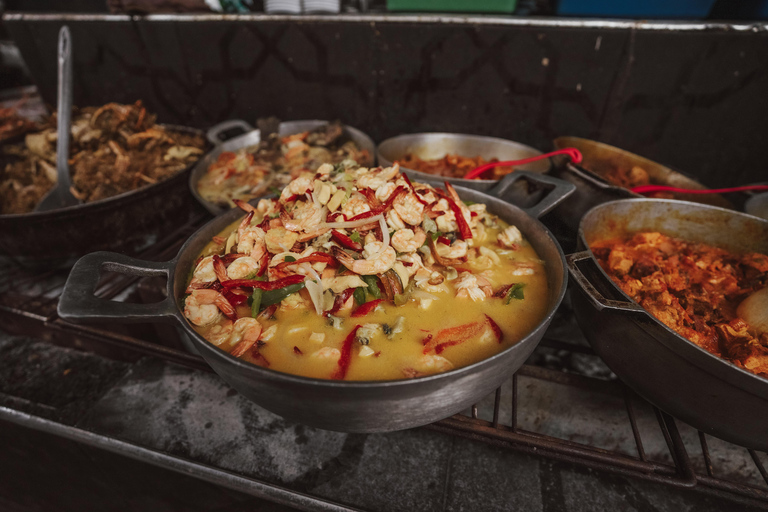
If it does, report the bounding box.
[0,125,208,268]
[58,171,574,433]
[189,119,376,216]
[567,198,768,449]
[550,136,732,235]
[377,132,549,192]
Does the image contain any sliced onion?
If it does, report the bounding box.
[411,290,439,301]
[380,217,390,247]
[305,267,325,316]
[322,213,385,230]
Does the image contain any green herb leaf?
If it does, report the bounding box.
[251,288,263,317]
[284,255,296,262]
[349,232,362,244]
[261,283,306,308]
[505,283,526,304]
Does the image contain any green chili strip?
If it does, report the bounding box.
[362,275,381,299]
[505,283,526,304]
[353,287,367,306]
[250,288,263,318]
[261,283,306,308]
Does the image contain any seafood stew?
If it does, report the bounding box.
[196,120,373,210]
[0,100,206,214]
[182,163,550,381]
[592,232,768,378]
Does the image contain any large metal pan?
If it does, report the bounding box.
[377,132,550,192]
[0,125,208,268]
[550,136,732,234]
[567,198,768,449]
[189,119,376,216]
[58,171,574,433]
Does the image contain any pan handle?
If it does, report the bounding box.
[58,252,179,324]
[206,119,255,146]
[486,171,576,219]
[566,251,646,313]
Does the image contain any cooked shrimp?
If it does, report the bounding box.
[436,239,468,259]
[391,228,426,253]
[186,256,217,292]
[341,195,371,219]
[498,225,523,248]
[413,267,449,293]
[282,202,325,233]
[397,253,425,277]
[393,192,424,226]
[313,347,341,360]
[227,256,261,279]
[184,289,236,326]
[280,174,313,201]
[335,241,397,275]
[375,182,397,202]
[455,272,492,301]
[264,226,299,253]
[238,216,267,260]
[386,209,407,230]
[205,319,234,346]
[229,318,263,357]
[357,164,399,190]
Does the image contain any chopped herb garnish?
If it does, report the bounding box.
[349,232,362,244]
[284,255,296,262]
[505,283,526,304]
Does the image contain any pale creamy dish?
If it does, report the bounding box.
[182,163,549,381]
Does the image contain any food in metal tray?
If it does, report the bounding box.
[592,232,768,377]
[0,101,206,214]
[398,152,514,180]
[182,163,549,381]
[196,121,373,209]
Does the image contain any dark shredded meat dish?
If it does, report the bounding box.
[593,232,768,377]
[397,153,513,180]
[0,100,206,214]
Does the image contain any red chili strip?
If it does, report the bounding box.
[401,173,430,206]
[443,187,473,240]
[282,193,301,203]
[346,209,384,223]
[222,274,304,290]
[332,230,363,251]
[332,325,361,380]
[485,314,504,343]
[351,298,384,317]
[328,288,355,315]
[421,334,433,346]
[381,185,407,210]
[436,236,451,246]
[423,321,484,354]
[223,289,249,306]
[275,252,336,271]
[493,283,515,299]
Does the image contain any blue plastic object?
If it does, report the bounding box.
[555,0,717,18]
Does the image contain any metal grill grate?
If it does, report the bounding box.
[1,216,766,509]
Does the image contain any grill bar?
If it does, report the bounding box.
[1,219,767,508]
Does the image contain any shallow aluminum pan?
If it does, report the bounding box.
[377,132,550,192]
[567,198,768,449]
[190,119,376,216]
[58,171,574,433]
